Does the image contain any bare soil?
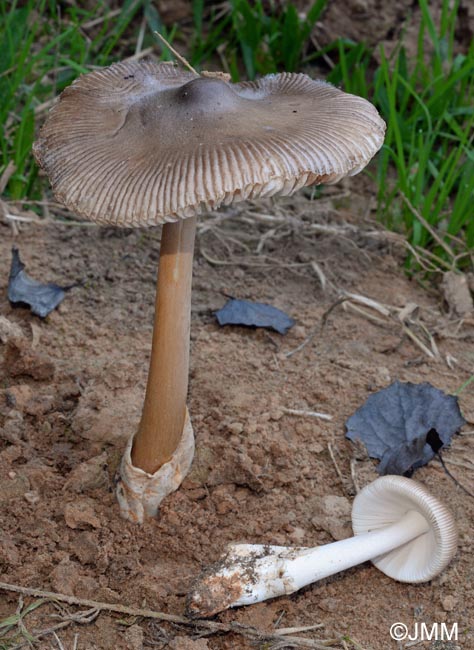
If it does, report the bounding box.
[1,2,474,649]
[1,182,473,650]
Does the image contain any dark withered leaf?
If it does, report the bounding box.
[215,299,295,335]
[8,247,75,318]
[345,381,465,476]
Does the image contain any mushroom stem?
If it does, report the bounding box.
[188,510,429,616]
[131,216,197,474]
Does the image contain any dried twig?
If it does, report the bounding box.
[401,194,455,263]
[81,8,122,29]
[125,46,155,62]
[7,607,99,650]
[402,325,438,360]
[342,293,391,317]
[201,247,312,269]
[276,625,325,635]
[435,453,474,499]
[285,297,346,359]
[350,459,361,494]
[153,31,199,75]
[327,443,345,486]
[0,582,349,649]
[441,457,474,471]
[342,302,391,327]
[0,161,16,194]
[310,260,328,291]
[282,407,333,421]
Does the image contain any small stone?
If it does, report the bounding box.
[24,394,55,416]
[4,339,55,381]
[318,597,339,613]
[312,495,352,541]
[70,531,100,565]
[291,325,307,340]
[289,527,306,544]
[0,316,24,343]
[322,495,351,518]
[270,410,284,421]
[1,445,24,464]
[215,495,235,515]
[0,535,20,566]
[246,421,258,434]
[0,472,30,503]
[72,384,142,442]
[3,385,33,412]
[0,411,24,444]
[64,498,102,529]
[49,559,81,595]
[97,587,121,603]
[228,422,244,435]
[24,490,40,505]
[441,594,457,612]
[442,271,473,317]
[124,624,144,650]
[64,452,109,493]
[373,366,391,387]
[74,575,100,599]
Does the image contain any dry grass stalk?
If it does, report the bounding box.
[327,443,346,486]
[0,582,354,650]
[283,407,333,421]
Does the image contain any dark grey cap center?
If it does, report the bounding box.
[175,77,241,111]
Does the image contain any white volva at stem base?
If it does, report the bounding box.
[188,510,429,616]
[116,409,194,523]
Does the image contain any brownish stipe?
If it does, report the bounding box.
[131,217,196,473]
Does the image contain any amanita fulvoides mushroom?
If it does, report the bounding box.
[34,61,386,522]
[188,476,458,617]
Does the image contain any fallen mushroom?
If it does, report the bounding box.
[33,60,385,523]
[187,476,458,617]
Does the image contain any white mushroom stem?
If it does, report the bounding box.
[188,510,429,617]
[131,216,197,474]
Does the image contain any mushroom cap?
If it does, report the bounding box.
[34,60,386,227]
[351,475,458,583]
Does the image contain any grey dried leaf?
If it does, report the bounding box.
[215,298,295,335]
[345,381,465,475]
[8,247,76,318]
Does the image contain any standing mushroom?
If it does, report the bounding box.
[188,476,458,617]
[33,60,386,523]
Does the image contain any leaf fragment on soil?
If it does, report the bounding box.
[215,298,295,335]
[345,381,466,475]
[442,271,473,317]
[8,247,75,318]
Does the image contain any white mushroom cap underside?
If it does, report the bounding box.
[34,60,386,226]
[352,475,458,583]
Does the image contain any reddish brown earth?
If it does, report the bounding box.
[1,2,473,649]
[1,184,473,649]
